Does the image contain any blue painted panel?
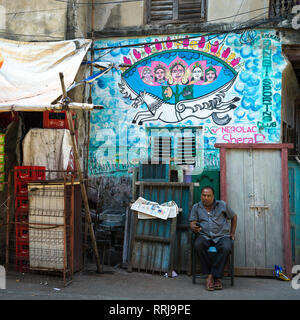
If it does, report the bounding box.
[288,161,300,264]
[141,184,193,273]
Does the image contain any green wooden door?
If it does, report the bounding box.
[192,170,220,203]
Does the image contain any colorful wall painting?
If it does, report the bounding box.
[89,31,286,176]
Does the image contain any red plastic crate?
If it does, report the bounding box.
[15,225,29,241]
[14,181,28,197]
[16,241,29,257]
[43,110,75,129]
[14,166,46,182]
[15,256,29,272]
[15,211,28,224]
[15,197,29,212]
[0,111,18,129]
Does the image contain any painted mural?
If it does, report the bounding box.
[89,31,286,176]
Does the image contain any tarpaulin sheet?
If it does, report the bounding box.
[0,38,91,106]
[22,128,74,180]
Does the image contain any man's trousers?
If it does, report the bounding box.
[194,235,233,279]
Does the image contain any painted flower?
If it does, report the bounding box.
[155,39,162,51]
[123,56,132,65]
[166,37,173,49]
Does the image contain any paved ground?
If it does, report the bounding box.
[0,265,299,301]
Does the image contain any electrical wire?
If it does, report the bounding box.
[92,14,283,52]
[4,8,66,15]
[0,31,64,39]
[54,0,143,6]
[0,3,282,42]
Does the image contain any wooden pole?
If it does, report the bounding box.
[59,72,102,273]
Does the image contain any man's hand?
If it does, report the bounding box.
[190,221,201,233]
[230,233,235,240]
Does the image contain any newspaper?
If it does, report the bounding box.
[131,197,179,220]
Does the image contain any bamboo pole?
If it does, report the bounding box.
[84,0,95,261]
[59,72,102,273]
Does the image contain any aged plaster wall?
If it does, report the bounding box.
[93,0,144,32]
[0,0,67,41]
[281,60,300,130]
[0,0,90,40]
[207,0,269,24]
[93,0,271,37]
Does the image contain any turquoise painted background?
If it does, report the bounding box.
[89,30,286,176]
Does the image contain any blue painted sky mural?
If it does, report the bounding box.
[89,31,286,176]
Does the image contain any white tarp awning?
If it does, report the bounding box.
[0,38,92,107]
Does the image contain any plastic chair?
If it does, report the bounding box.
[191,233,234,286]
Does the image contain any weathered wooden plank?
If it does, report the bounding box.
[243,149,255,269]
[226,149,247,268]
[263,150,283,268]
[135,234,170,244]
[151,10,173,16]
[253,150,267,269]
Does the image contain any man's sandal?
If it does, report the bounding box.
[214,278,223,290]
[206,280,215,291]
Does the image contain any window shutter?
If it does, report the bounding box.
[177,136,196,165]
[178,0,206,21]
[152,136,172,164]
[146,0,206,23]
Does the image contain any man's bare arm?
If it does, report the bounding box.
[230,215,237,240]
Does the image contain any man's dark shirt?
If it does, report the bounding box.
[189,200,236,243]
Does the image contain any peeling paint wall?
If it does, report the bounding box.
[94,0,144,32]
[281,60,300,131]
[0,0,67,41]
[207,0,268,24]
[0,0,90,41]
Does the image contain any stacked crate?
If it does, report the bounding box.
[0,134,5,191]
[43,110,77,141]
[43,110,77,172]
[14,166,46,272]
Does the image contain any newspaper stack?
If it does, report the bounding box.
[131,197,179,220]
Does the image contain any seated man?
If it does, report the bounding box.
[189,186,237,291]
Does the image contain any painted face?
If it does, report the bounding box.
[154,68,165,82]
[192,67,203,81]
[142,68,153,83]
[171,64,185,83]
[206,70,216,82]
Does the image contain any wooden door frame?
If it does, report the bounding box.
[214,143,294,277]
